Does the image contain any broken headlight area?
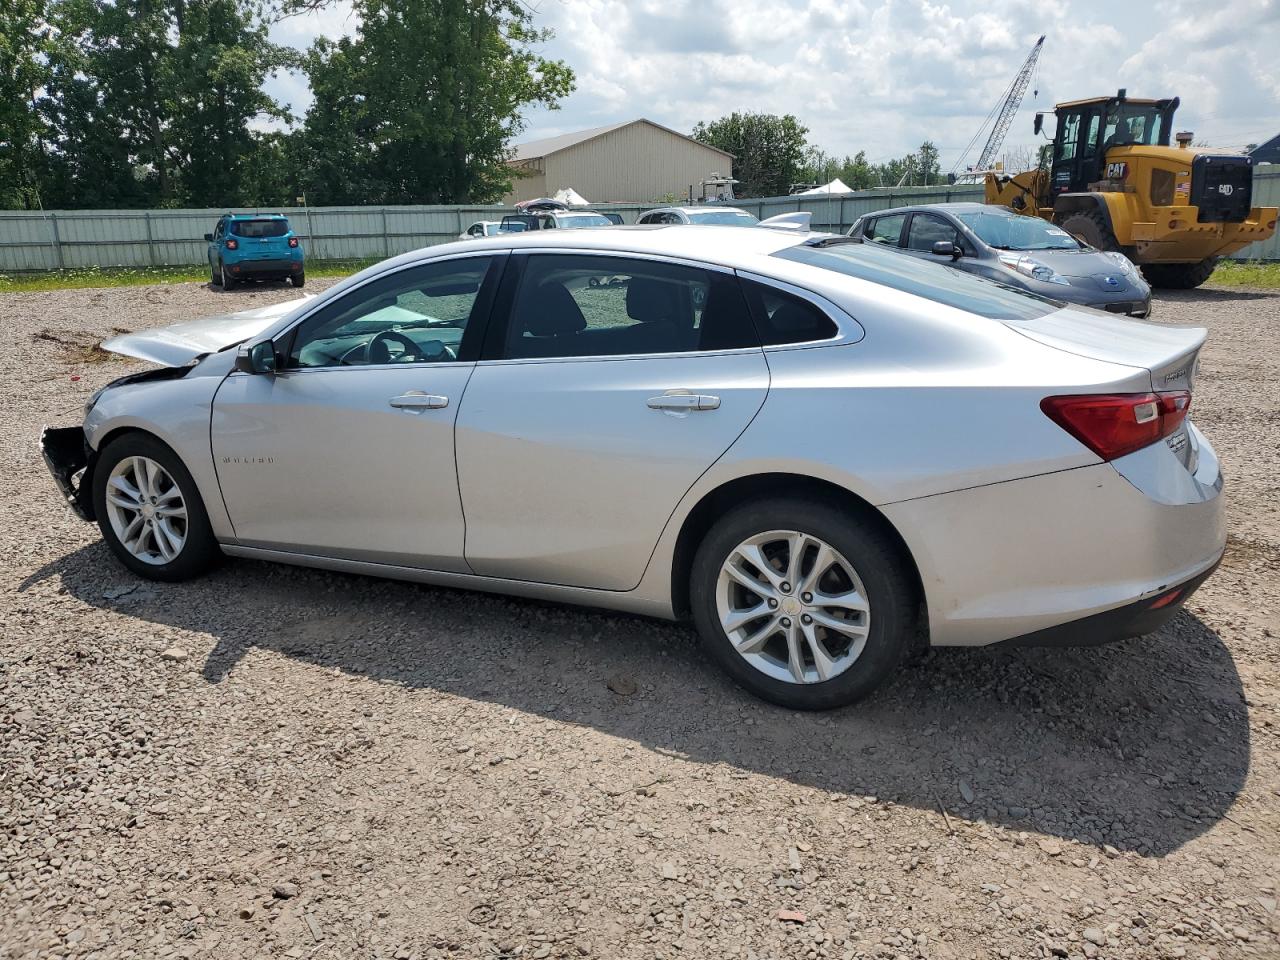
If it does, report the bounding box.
[41,426,95,521]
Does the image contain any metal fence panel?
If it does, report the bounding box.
[0,176,1275,272]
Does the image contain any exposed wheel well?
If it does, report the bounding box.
[668,472,925,625]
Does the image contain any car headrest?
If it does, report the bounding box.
[626,276,688,327]
[519,283,587,337]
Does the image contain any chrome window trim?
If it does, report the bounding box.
[734,269,866,350]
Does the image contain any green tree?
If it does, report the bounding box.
[36,0,291,208]
[296,0,574,205]
[692,112,809,198]
[0,0,54,208]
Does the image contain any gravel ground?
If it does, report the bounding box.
[2,278,1278,960]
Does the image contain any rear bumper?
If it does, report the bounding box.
[882,424,1225,647]
[999,554,1220,647]
[41,425,95,521]
[227,257,303,276]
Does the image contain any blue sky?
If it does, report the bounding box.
[264,0,1280,171]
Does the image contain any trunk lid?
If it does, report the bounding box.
[101,296,312,366]
[1005,306,1204,393]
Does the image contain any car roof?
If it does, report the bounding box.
[362,224,802,277]
[858,202,1006,219]
[645,206,752,215]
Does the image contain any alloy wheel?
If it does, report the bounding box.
[103,456,188,565]
[716,530,871,684]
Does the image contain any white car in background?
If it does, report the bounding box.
[459,221,505,240]
[638,206,759,226]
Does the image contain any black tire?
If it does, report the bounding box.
[210,261,220,287]
[291,270,305,288]
[690,498,917,710]
[1140,257,1218,290]
[220,261,236,291]
[1056,208,1121,252]
[92,433,222,582]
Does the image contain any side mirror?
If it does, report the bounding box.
[931,241,962,260]
[1033,113,1044,136]
[236,340,279,375]
[204,233,213,242]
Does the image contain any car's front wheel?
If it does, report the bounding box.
[92,433,222,582]
[690,498,916,710]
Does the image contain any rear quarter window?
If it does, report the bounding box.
[773,242,1060,321]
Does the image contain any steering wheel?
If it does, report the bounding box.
[368,330,424,365]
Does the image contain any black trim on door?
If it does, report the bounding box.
[479,251,525,361]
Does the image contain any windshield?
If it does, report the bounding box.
[558,214,611,228]
[774,240,1060,321]
[231,219,289,238]
[687,210,759,226]
[1103,103,1167,147]
[957,212,1081,251]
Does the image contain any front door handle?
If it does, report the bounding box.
[389,392,449,411]
[646,393,721,412]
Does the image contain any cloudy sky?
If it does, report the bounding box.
[266,0,1280,172]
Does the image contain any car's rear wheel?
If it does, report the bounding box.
[220,261,236,291]
[92,433,222,582]
[690,498,916,710]
[291,270,305,288]
[210,261,220,287]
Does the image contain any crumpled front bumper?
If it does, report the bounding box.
[41,425,95,521]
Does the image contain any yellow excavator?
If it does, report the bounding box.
[985,90,1276,288]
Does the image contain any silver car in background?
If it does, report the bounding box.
[849,202,1153,317]
[637,206,759,226]
[41,226,1223,709]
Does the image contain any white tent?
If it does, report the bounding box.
[797,178,853,195]
[553,187,590,206]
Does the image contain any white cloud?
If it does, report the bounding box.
[264,0,1280,167]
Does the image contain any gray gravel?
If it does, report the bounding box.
[2,278,1279,960]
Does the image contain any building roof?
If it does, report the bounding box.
[1250,133,1280,164]
[509,118,734,163]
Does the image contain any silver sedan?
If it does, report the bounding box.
[41,226,1225,709]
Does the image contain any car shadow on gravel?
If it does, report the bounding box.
[22,545,1250,859]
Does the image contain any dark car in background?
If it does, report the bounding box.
[848,202,1152,316]
[206,213,305,291]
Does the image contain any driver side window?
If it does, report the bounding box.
[288,257,496,369]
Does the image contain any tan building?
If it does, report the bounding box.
[502,118,734,205]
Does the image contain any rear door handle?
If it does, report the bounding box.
[389,392,449,411]
[646,393,720,412]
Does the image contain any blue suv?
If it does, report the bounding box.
[205,214,305,290]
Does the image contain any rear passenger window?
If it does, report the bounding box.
[865,214,905,246]
[503,255,759,359]
[742,280,838,345]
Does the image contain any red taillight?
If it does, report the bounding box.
[1041,391,1190,461]
[225,238,238,250]
[288,237,299,248]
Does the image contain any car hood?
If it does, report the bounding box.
[101,296,313,366]
[1021,249,1149,285]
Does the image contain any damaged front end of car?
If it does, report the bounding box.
[41,425,95,521]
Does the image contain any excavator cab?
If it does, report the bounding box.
[1047,93,1178,196]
